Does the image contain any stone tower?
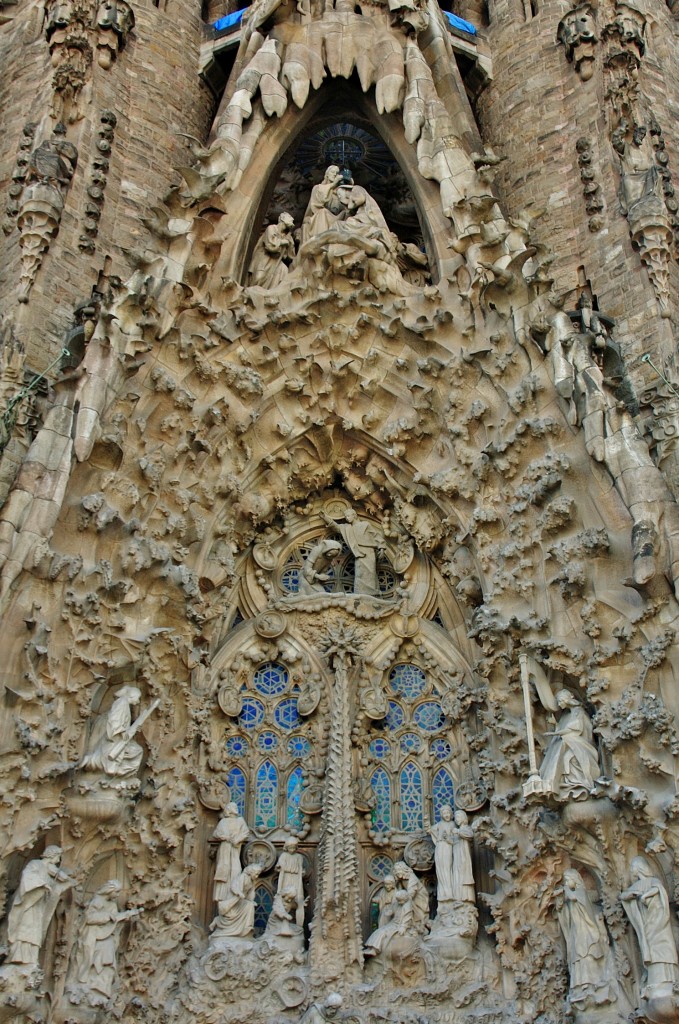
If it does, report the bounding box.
[1,0,679,1022]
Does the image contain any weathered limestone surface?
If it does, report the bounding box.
[0,1,679,1024]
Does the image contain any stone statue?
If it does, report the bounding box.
[248,213,296,288]
[393,860,430,933]
[260,890,305,955]
[212,802,251,901]
[612,123,664,224]
[275,837,305,927]
[320,509,385,596]
[451,810,475,903]
[428,805,456,902]
[68,881,143,1006]
[81,686,159,778]
[298,537,342,595]
[365,876,415,957]
[555,869,616,1006]
[8,846,74,966]
[538,690,600,800]
[299,992,343,1024]
[621,857,679,997]
[300,165,344,245]
[209,864,263,944]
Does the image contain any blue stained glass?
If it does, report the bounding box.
[413,701,446,733]
[281,566,300,593]
[258,730,278,752]
[369,737,391,759]
[226,766,246,815]
[368,854,393,879]
[433,768,455,821]
[384,702,404,731]
[400,732,422,754]
[225,735,249,758]
[254,885,273,936]
[239,698,265,730]
[275,698,300,731]
[288,734,312,757]
[400,761,424,831]
[431,609,445,626]
[371,767,391,832]
[255,759,278,829]
[389,664,427,700]
[287,766,304,828]
[253,662,288,696]
[431,738,452,760]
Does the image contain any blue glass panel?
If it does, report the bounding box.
[255,760,278,829]
[254,885,273,936]
[274,698,300,731]
[288,734,312,758]
[226,766,246,815]
[431,738,452,761]
[369,737,390,759]
[389,664,427,700]
[400,761,424,831]
[433,768,456,822]
[281,566,300,593]
[287,765,304,828]
[400,732,422,754]
[225,735,249,758]
[253,662,288,696]
[384,701,404,731]
[257,730,279,752]
[368,854,393,879]
[370,767,391,832]
[238,698,264,730]
[413,701,446,733]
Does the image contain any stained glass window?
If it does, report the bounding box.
[431,738,452,760]
[253,662,288,696]
[433,768,455,820]
[413,701,446,732]
[274,698,300,730]
[400,761,424,831]
[371,767,391,832]
[254,885,273,936]
[389,664,427,700]
[255,760,278,829]
[368,854,394,879]
[258,730,278,752]
[400,732,422,753]
[384,701,404,730]
[369,737,390,759]
[226,766,246,815]
[239,698,265,729]
[281,566,300,593]
[288,735,311,757]
[287,765,304,828]
[225,735,249,758]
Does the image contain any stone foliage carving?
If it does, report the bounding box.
[16,123,78,302]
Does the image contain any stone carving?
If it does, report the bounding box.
[299,993,343,1024]
[248,212,296,287]
[538,690,600,801]
[393,861,430,934]
[80,686,159,778]
[555,869,617,1009]
[275,837,306,927]
[604,3,645,56]
[208,864,263,948]
[298,538,342,595]
[213,802,251,901]
[364,887,414,958]
[320,508,385,595]
[67,881,143,1006]
[558,5,598,80]
[16,123,78,302]
[7,846,74,966]
[79,110,117,253]
[612,120,672,317]
[95,0,134,68]
[261,890,305,956]
[3,123,37,234]
[576,137,605,231]
[621,858,679,1004]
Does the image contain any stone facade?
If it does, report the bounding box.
[1,2,679,1024]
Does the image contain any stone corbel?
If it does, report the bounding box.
[557,5,598,81]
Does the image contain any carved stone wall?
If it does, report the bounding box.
[2,2,679,1024]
